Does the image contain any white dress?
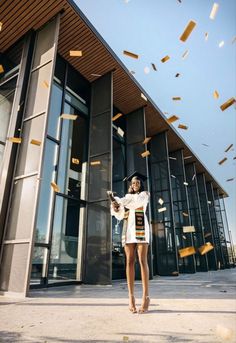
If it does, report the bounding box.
[110,191,150,244]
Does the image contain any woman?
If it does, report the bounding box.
[110,172,151,314]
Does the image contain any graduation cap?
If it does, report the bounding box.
[123,171,147,182]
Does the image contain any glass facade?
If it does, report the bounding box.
[31,55,90,285]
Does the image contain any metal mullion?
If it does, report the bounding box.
[0,73,18,88]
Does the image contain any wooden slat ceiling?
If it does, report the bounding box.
[0,0,227,196]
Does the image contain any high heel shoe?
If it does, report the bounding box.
[129,295,137,313]
[138,296,150,314]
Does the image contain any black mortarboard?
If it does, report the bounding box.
[123,171,147,182]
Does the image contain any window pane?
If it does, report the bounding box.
[47,82,63,139]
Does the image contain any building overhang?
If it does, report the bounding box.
[0,0,228,197]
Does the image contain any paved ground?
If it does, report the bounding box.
[0,269,236,343]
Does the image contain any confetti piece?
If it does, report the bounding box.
[169,157,177,160]
[202,143,209,147]
[226,178,234,182]
[130,70,135,75]
[0,22,2,31]
[184,156,192,160]
[60,114,78,120]
[123,337,129,342]
[179,20,197,42]
[192,174,196,181]
[210,3,219,20]
[178,124,188,130]
[213,90,219,99]
[183,226,195,233]
[151,63,157,71]
[205,32,209,41]
[8,137,22,144]
[220,97,236,111]
[51,181,60,193]
[91,73,101,77]
[172,97,181,101]
[143,137,151,144]
[182,49,189,59]
[234,157,236,160]
[183,235,187,240]
[171,174,176,178]
[175,73,180,77]
[42,80,49,88]
[204,232,212,238]
[183,212,189,217]
[112,113,123,121]
[30,139,41,146]
[179,246,196,258]
[207,200,211,204]
[161,55,170,63]
[144,66,150,74]
[158,207,167,213]
[90,161,101,166]
[183,182,188,186]
[199,242,214,255]
[225,144,233,152]
[69,50,82,57]
[232,36,236,44]
[141,150,150,158]
[117,127,124,137]
[72,158,80,165]
[123,50,139,59]
[218,41,224,48]
[141,93,147,101]
[158,198,164,205]
[218,157,227,165]
[0,64,4,73]
[167,115,179,124]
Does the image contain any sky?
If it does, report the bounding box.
[75,0,236,242]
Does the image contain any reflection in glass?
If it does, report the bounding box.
[30,246,48,285]
[35,139,58,243]
[47,82,63,139]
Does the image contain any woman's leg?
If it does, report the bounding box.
[124,243,136,310]
[137,243,150,311]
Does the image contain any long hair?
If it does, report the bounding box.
[128,176,145,194]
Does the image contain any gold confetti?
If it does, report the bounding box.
[213,90,219,99]
[141,150,150,158]
[183,212,189,217]
[172,97,181,101]
[141,93,147,101]
[51,181,60,193]
[183,226,195,233]
[117,127,124,137]
[158,198,164,205]
[210,3,219,20]
[0,22,2,31]
[30,139,41,146]
[143,137,151,144]
[60,114,78,120]
[167,115,179,124]
[179,246,196,258]
[219,41,224,48]
[161,55,170,63]
[225,144,233,152]
[175,73,180,77]
[220,97,236,111]
[184,156,192,160]
[205,32,209,41]
[8,137,22,144]
[158,207,167,213]
[182,49,189,59]
[72,158,80,165]
[178,124,188,130]
[123,337,129,342]
[69,50,82,57]
[112,113,123,121]
[218,157,227,165]
[42,80,49,88]
[179,20,197,42]
[123,50,139,59]
[0,64,4,73]
[226,178,234,182]
[91,73,101,77]
[90,160,101,166]
[198,242,214,255]
[151,63,157,71]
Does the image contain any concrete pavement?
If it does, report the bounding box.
[0,269,236,342]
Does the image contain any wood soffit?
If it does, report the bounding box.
[0,0,227,196]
